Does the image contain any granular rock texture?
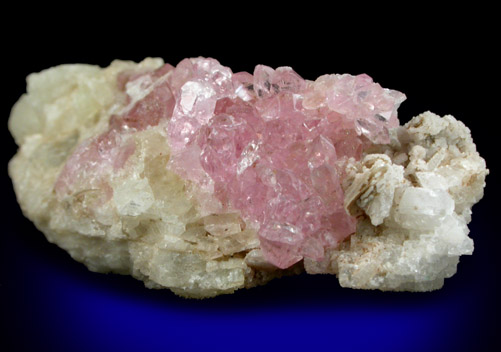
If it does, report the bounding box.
[8,58,488,298]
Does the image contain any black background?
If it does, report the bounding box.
[1,6,499,352]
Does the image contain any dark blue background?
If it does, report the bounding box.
[2,9,498,352]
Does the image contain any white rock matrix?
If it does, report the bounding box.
[8,58,488,298]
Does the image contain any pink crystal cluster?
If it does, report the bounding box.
[55,58,406,269]
[166,58,405,268]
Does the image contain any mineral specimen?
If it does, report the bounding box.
[8,58,488,298]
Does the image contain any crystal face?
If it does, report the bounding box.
[8,58,488,298]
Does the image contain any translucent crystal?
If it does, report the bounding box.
[166,58,405,268]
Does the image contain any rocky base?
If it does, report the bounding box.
[8,58,487,298]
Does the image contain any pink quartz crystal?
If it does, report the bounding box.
[166,58,405,268]
[56,57,405,269]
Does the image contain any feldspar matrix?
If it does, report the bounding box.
[8,58,488,298]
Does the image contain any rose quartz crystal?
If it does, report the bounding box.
[166,58,405,268]
[56,58,406,269]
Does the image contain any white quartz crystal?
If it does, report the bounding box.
[8,61,488,297]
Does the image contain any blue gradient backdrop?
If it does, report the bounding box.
[2,14,499,352]
[2,204,497,352]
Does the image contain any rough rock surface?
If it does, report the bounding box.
[8,58,488,298]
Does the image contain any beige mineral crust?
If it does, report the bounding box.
[8,59,488,298]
